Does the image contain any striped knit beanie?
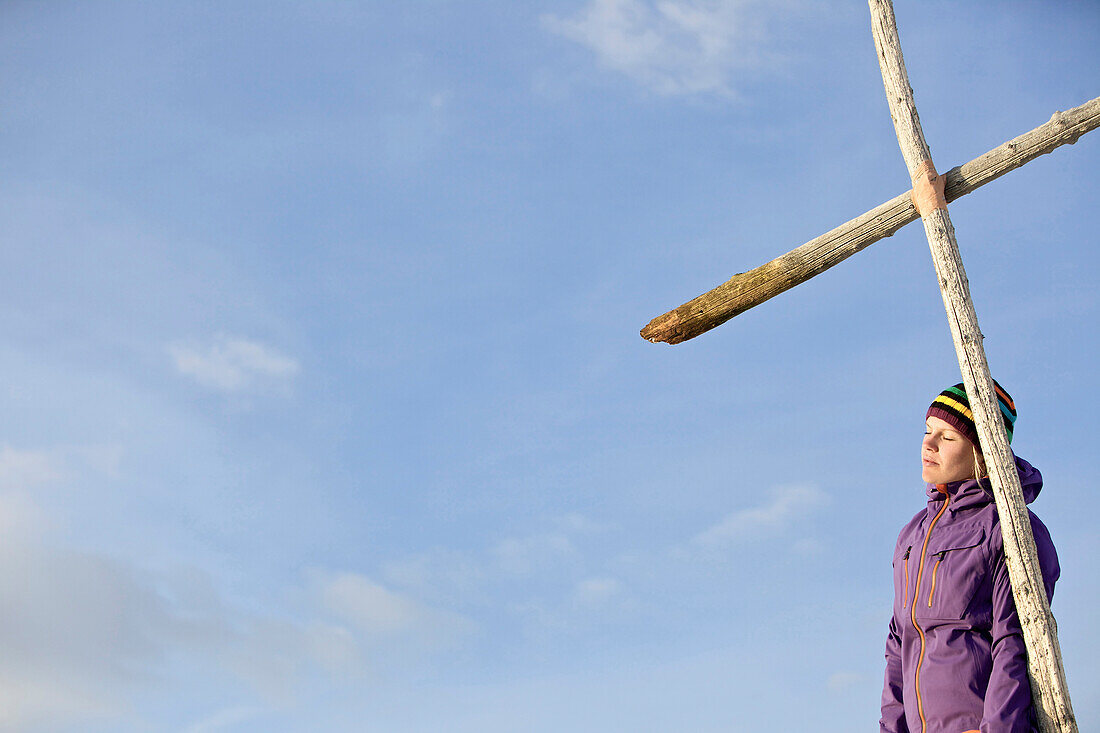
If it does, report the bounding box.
[927,380,1017,447]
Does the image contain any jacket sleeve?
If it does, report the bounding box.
[880,615,908,733]
[981,514,1059,733]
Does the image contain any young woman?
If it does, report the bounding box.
[880,382,1059,733]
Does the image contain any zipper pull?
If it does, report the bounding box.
[902,546,912,609]
[927,551,948,607]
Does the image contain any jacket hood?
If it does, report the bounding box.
[926,454,1043,512]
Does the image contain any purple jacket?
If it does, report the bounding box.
[880,456,1059,733]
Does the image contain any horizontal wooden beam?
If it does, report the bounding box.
[640,95,1100,344]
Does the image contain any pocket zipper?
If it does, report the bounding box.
[927,551,947,607]
[902,546,912,609]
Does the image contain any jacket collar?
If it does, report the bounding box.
[925,454,1043,513]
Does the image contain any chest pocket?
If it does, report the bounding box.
[919,527,987,620]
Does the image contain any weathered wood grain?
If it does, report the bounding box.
[869,2,1078,731]
[640,95,1100,344]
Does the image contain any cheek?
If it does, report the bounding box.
[943,445,973,473]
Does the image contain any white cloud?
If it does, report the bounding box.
[0,493,474,730]
[553,512,610,535]
[572,577,623,609]
[168,335,299,393]
[0,448,60,546]
[320,573,429,635]
[826,671,863,692]
[542,0,776,96]
[0,444,123,542]
[0,672,118,731]
[692,483,829,547]
[0,445,62,490]
[383,548,485,604]
[316,571,474,647]
[0,444,124,494]
[181,705,263,733]
[493,533,577,576]
[792,537,825,555]
[300,622,361,676]
[0,534,178,727]
[0,491,44,543]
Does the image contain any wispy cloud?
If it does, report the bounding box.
[493,533,578,576]
[0,493,471,730]
[318,572,471,641]
[383,548,485,606]
[826,671,864,692]
[692,483,829,547]
[542,0,777,97]
[0,444,123,492]
[168,335,299,393]
[572,577,623,609]
[0,444,124,545]
[0,445,62,490]
[0,528,179,727]
[553,512,611,535]
[180,705,263,733]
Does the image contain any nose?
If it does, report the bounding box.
[922,433,937,452]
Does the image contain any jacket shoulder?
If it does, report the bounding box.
[894,507,927,546]
[987,504,1060,600]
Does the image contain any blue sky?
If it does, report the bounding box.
[1,1,1098,731]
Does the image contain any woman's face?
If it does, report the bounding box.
[922,416,977,484]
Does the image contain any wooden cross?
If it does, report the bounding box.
[641,3,1088,731]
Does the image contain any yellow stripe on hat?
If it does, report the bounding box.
[933,395,973,421]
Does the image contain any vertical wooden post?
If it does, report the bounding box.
[868,2,1078,731]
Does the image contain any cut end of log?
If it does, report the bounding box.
[640,311,684,344]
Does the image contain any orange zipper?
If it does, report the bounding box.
[927,552,945,607]
[911,487,950,733]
